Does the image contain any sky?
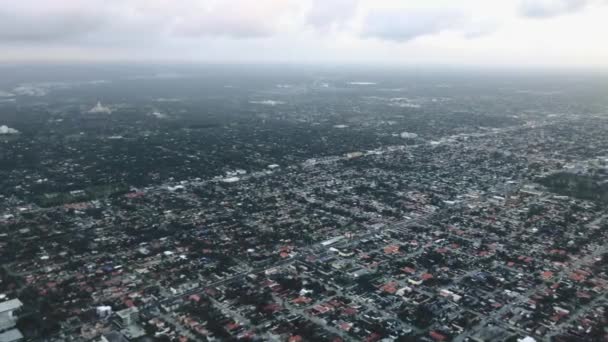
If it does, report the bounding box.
[0,0,607,69]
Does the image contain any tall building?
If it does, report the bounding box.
[115,307,139,327]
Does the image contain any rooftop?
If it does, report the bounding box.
[0,329,23,342]
[0,299,22,313]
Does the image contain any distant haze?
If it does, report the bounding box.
[0,0,607,69]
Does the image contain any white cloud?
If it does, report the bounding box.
[0,1,113,42]
[361,8,468,42]
[0,125,19,134]
[0,0,300,42]
[168,0,300,38]
[0,0,606,68]
[519,0,589,18]
[306,0,360,31]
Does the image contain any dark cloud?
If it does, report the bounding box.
[361,8,466,42]
[519,0,589,18]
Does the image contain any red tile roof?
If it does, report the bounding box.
[380,282,398,294]
[384,245,400,254]
[421,273,434,281]
[288,335,303,342]
[402,266,416,274]
[429,331,447,341]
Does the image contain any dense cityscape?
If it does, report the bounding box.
[0,66,607,342]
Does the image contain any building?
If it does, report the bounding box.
[115,307,139,327]
[0,329,23,342]
[100,331,128,342]
[0,299,22,332]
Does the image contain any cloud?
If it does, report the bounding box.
[171,13,275,38]
[0,125,19,134]
[0,4,107,42]
[0,0,297,43]
[306,0,360,30]
[0,0,606,68]
[519,0,589,18]
[171,17,274,39]
[169,0,297,38]
[361,8,468,42]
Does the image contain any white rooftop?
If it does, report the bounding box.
[0,299,22,313]
[0,329,23,342]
